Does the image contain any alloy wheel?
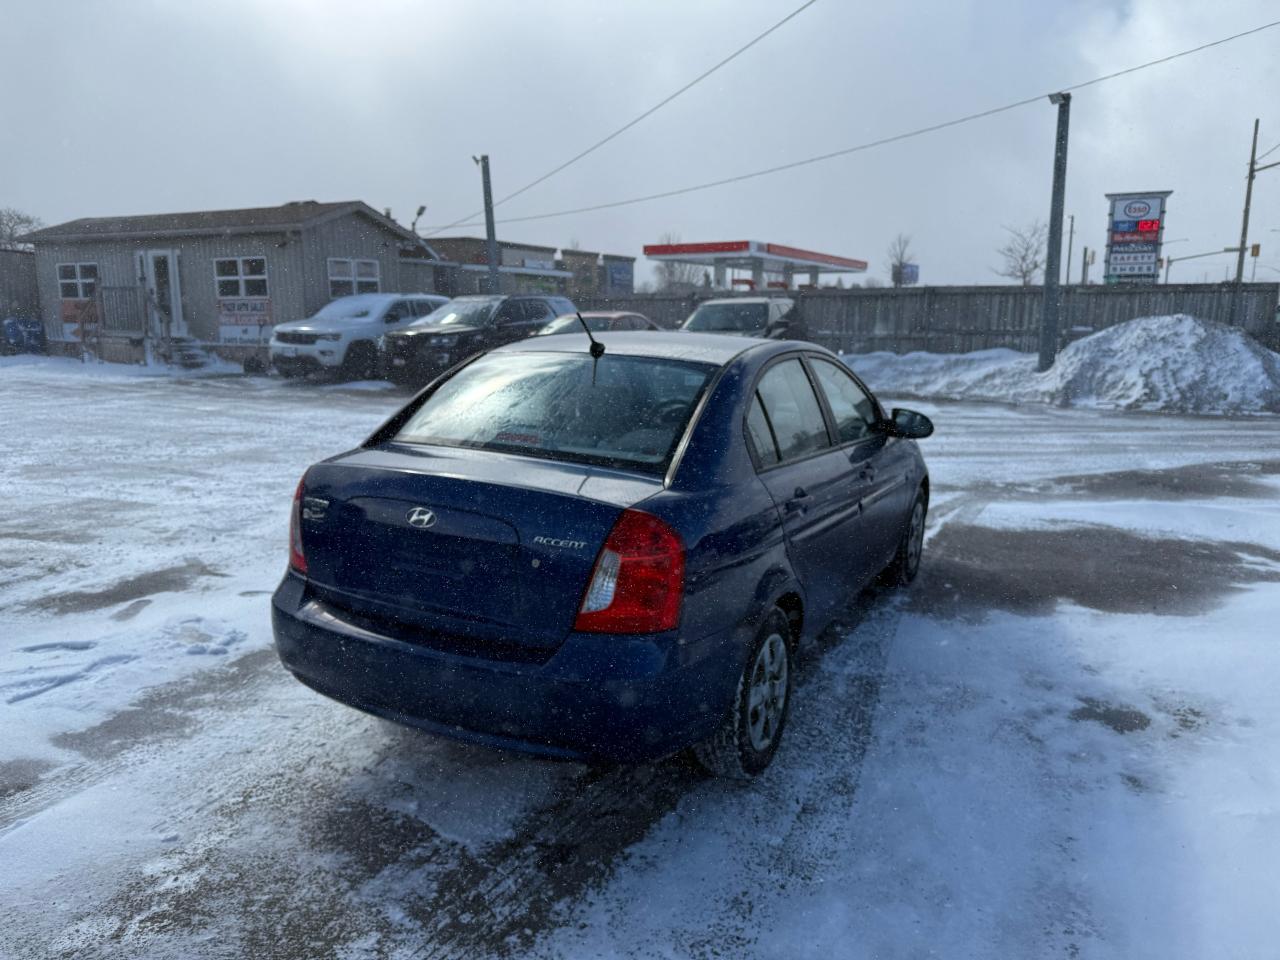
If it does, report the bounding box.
[746,632,789,752]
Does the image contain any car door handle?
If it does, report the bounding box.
[785,487,812,512]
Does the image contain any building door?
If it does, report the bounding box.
[137,250,185,338]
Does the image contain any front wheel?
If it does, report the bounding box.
[692,609,793,780]
[339,341,377,381]
[882,489,927,586]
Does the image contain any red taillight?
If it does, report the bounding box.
[289,476,308,575]
[574,509,684,634]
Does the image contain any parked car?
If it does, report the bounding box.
[273,331,933,778]
[381,294,578,386]
[537,311,662,336]
[680,296,805,339]
[270,293,448,379]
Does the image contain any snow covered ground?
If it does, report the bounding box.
[2,359,1280,959]
[848,314,1280,414]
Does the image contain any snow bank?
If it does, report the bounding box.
[849,315,1280,414]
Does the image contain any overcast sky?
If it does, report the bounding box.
[4,0,1279,285]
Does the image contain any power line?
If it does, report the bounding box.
[424,18,1280,231]
[1258,140,1280,162]
[423,0,822,238]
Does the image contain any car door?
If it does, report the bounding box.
[492,300,541,345]
[524,299,558,337]
[749,356,860,623]
[488,300,528,346]
[807,355,914,583]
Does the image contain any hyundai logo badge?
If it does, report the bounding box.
[407,507,437,529]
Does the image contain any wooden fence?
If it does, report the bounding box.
[574,283,1280,354]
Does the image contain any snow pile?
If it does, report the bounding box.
[850,315,1280,414]
[0,353,244,379]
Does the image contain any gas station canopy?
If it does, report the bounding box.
[642,239,867,287]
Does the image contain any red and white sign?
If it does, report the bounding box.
[217,298,273,344]
[642,239,867,274]
[60,299,99,341]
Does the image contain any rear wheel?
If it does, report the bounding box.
[692,609,792,780]
[882,488,927,586]
[340,341,376,380]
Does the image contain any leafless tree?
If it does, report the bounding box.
[886,233,914,287]
[653,232,705,291]
[994,221,1048,285]
[0,207,42,251]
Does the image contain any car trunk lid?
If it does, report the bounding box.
[299,445,662,654]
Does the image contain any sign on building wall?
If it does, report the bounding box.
[217,298,273,343]
[60,299,98,341]
[605,260,634,293]
[1104,191,1172,285]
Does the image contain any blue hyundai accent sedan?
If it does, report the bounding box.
[272,332,932,778]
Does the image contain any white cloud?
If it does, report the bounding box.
[2,0,1277,283]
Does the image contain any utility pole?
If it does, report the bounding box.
[1230,120,1260,326]
[1080,245,1089,285]
[475,154,501,295]
[1065,214,1075,285]
[1039,92,1071,372]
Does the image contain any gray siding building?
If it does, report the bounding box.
[21,200,444,362]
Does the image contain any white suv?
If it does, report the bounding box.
[270,293,448,379]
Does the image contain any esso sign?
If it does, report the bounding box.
[1123,200,1152,218]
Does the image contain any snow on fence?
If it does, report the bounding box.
[574,283,1280,355]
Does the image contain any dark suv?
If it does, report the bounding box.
[382,294,577,386]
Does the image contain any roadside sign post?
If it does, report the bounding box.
[1104,190,1173,287]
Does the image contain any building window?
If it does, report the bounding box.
[57,263,98,300]
[328,258,380,298]
[214,257,268,298]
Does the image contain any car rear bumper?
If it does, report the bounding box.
[271,573,747,763]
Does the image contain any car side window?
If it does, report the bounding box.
[810,358,879,444]
[494,301,522,324]
[384,300,411,323]
[754,358,831,462]
[410,299,436,317]
[527,301,556,324]
[746,392,779,467]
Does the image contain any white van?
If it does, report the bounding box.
[270,293,448,379]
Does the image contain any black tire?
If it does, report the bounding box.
[340,341,376,381]
[692,608,793,780]
[882,488,927,586]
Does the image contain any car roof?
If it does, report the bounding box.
[695,296,791,306]
[333,292,442,302]
[498,330,807,366]
[554,311,639,320]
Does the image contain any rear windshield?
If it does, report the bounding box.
[392,352,716,473]
[683,302,768,333]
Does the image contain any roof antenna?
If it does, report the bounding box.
[575,311,605,359]
[576,311,605,385]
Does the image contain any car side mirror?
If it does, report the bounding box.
[886,407,934,439]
